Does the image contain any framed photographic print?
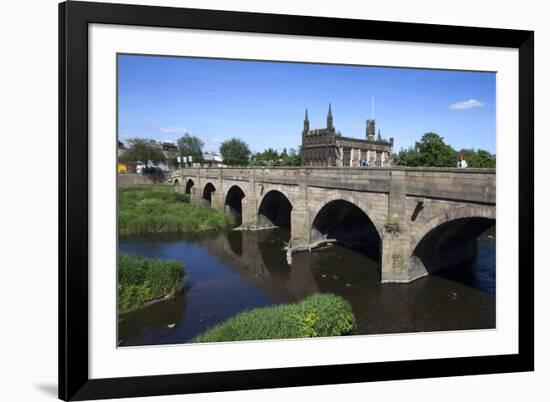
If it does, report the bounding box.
[59,1,534,400]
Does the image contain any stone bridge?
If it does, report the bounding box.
[171,167,495,283]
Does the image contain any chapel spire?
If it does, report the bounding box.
[327,103,334,130]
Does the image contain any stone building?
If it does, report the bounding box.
[301,104,394,167]
[202,152,224,167]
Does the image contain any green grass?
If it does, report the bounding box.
[192,293,356,343]
[118,254,186,314]
[118,185,234,235]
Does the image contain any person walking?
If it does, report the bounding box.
[457,153,468,168]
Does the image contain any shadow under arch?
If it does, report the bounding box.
[257,190,293,229]
[173,178,179,185]
[225,185,245,226]
[185,179,194,194]
[310,194,383,237]
[226,230,243,257]
[413,215,495,278]
[310,199,381,262]
[202,182,216,207]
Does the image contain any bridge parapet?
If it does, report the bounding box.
[177,167,495,204]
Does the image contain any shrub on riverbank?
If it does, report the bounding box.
[192,294,355,343]
[118,254,186,314]
[118,186,234,235]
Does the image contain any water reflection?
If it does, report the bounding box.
[118,227,495,346]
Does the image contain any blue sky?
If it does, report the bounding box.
[118,54,496,154]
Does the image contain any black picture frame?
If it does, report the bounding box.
[59,1,534,400]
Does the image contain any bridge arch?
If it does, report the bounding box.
[411,206,496,275]
[185,179,195,194]
[411,206,496,252]
[224,185,246,226]
[257,190,293,229]
[310,194,383,238]
[202,182,216,207]
[310,198,381,261]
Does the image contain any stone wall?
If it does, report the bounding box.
[176,167,496,283]
[117,172,169,187]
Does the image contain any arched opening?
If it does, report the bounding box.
[413,217,496,291]
[310,200,380,261]
[257,190,292,229]
[202,182,216,207]
[185,179,194,194]
[173,178,179,185]
[225,185,245,226]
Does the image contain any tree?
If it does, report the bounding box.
[395,132,457,167]
[250,147,302,166]
[162,146,179,169]
[177,133,204,164]
[165,155,179,169]
[281,147,301,166]
[458,148,496,168]
[252,148,280,166]
[220,138,251,166]
[123,138,166,170]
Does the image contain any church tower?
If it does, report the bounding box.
[303,108,310,134]
[327,103,334,131]
[366,119,375,141]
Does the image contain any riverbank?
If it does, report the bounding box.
[118,254,187,314]
[118,185,234,235]
[192,293,356,343]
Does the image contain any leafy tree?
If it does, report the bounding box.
[458,148,496,168]
[177,133,204,164]
[166,156,179,169]
[220,138,251,166]
[394,132,496,168]
[162,147,179,169]
[123,138,166,169]
[251,147,302,166]
[281,147,301,166]
[252,148,280,166]
[395,132,457,167]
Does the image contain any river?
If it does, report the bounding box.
[118,227,495,346]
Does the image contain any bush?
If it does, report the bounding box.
[118,254,186,314]
[118,186,234,235]
[384,213,401,235]
[192,294,355,343]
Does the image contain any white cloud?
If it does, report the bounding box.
[159,126,192,135]
[449,99,484,110]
